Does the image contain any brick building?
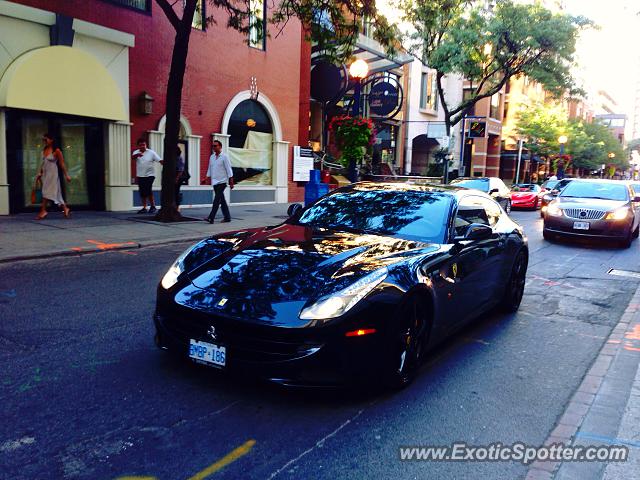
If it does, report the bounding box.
[0,0,309,215]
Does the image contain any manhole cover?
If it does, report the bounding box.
[607,269,640,279]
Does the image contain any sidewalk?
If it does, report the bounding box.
[527,284,640,480]
[0,204,293,263]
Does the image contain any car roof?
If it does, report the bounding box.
[564,178,627,184]
[451,177,490,181]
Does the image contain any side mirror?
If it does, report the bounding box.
[489,188,499,195]
[287,203,303,217]
[463,223,493,241]
[550,189,560,196]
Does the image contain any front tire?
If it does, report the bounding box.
[620,228,634,249]
[500,250,527,313]
[383,297,430,389]
[504,200,512,214]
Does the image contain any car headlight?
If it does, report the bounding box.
[543,194,553,202]
[606,207,630,221]
[299,267,388,320]
[546,204,563,217]
[161,244,199,289]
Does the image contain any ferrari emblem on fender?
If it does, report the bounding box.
[452,263,458,278]
[218,297,228,307]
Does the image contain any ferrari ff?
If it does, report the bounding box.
[154,183,528,388]
[543,180,640,248]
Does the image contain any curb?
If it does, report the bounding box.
[525,283,640,480]
[0,235,206,264]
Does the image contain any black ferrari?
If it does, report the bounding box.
[154,182,528,388]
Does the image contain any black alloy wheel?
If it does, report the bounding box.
[500,250,527,313]
[384,297,430,389]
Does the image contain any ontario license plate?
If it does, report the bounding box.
[189,339,226,367]
[573,221,590,230]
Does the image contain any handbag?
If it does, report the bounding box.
[31,178,42,204]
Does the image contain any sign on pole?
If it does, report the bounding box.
[293,146,315,181]
[436,136,450,149]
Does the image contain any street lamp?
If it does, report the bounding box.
[558,135,568,154]
[349,59,369,117]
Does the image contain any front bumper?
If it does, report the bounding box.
[544,215,632,240]
[153,289,396,386]
[511,198,538,208]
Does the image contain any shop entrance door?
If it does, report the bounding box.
[6,110,105,213]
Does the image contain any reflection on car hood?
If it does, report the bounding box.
[555,197,627,210]
[175,224,440,324]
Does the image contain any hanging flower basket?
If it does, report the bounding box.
[329,115,376,168]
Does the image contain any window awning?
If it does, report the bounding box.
[0,46,126,121]
[351,34,413,74]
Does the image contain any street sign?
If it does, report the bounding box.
[468,121,486,138]
[437,136,450,148]
[368,81,399,117]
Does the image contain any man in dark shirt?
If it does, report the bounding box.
[175,146,185,208]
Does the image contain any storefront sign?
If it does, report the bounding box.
[368,81,400,117]
[293,146,315,181]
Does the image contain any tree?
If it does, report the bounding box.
[154,0,394,222]
[515,102,568,160]
[400,0,590,137]
[567,121,626,171]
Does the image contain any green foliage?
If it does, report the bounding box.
[567,121,627,170]
[329,116,375,167]
[515,103,568,159]
[401,0,590,129]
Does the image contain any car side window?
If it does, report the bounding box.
[454,196,490,236]
[479,197,502,227]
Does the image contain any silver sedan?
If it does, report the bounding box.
[543,179,640,248]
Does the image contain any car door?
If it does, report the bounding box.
[443,195,504,326]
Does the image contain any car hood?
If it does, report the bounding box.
[175,224,440,325]
[555,197,627,211]
[511,192,537,199]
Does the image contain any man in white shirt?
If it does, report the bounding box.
[132,138,162,214]
[202,140,234,223]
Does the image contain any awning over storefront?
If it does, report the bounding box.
[351,34,413,74]
[0,46,126,121]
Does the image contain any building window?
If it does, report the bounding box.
[104,0,150,12]
[420,71,437,111]
[490,92,501,119]
[249,0,266,50]
[182,0,205,29]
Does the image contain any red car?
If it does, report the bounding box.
[510,183,543,210]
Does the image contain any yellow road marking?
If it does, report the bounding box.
[114,477,158,480]
[187,439,256,480]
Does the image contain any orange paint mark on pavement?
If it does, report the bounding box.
[86,239,137,250]
[624,324,640,341]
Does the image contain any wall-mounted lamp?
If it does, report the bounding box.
[139,91,154,115]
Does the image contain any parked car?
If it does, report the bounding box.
[510,183,543,210]
[543,179,640,248]
[154,182,529,388]
[450,177,512,213]
[540,178,574,217]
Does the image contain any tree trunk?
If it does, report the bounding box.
[154,4,195,222]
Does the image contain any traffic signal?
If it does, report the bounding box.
[468,121,486,138]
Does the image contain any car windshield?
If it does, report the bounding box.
[543,180,559,190]
[295,186,452,243]
[513,184,537,192]
[559,182,628,201]
[450,179,489,192]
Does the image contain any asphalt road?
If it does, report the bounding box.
[1,210,639,480]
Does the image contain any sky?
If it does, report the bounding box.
[563,0,640,116]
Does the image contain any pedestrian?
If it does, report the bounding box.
[175,146,185,209]
[132,138,162,213]
[202,140,234,224]
[34,133,71,220]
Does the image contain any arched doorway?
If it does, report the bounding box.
[147,115,201,188]
[217,91,288,204]
[411,134,440,176]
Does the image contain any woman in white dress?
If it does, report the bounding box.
[35,133,71,220]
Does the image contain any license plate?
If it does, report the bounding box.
[189,339,226,367]
[573,221,590,230]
